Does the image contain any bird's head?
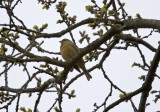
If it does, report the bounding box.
[59,39,72,46]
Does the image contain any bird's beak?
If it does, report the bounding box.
[59,41,62,43]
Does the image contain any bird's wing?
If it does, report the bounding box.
[61,44,77,61]
[72,43,79,52]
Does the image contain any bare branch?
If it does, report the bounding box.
[138,44,160,112]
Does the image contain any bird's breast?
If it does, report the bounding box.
[61,44,77,61]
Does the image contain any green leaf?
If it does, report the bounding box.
[27,108,32,112]
[42,5,46,9]
[150,90,157,94]
[20,107,26,111]
[76,108,80,112]
[136,13,141,19]
[62,1,67,7]
[53,106,60,112]
[131,62,136,67]
[42,23,48,29]
[85,5,92,11]
[33,25,39,31]
[57,71,62,76]
[122,3,125,7]
[101,8,106,13]
[79,39,83,44]
[71,90,75,95]
[119,93,124,98]
[84,55,89,60]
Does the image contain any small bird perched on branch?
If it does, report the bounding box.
[60,39,92,81]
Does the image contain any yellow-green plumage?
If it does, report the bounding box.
[60,39,92,81]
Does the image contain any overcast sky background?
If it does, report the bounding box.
[0,0,160,112]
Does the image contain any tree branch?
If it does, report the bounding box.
[119,33,156,52]
[138,43,160,112]
[103,87,144,112]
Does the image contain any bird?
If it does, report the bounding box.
[60,39,92,81]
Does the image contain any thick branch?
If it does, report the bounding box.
[35,19,160,38]
[0,78,55,93]
[119,33,156,52]
[138,44,160,112]
[0,55,64,67]
[124,19,160,30]
[103,87,144,112]
[36,18,95,38]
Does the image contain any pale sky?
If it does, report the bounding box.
[0,0,160,112]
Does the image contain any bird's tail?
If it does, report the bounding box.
[84,72,92,81]
[77,60,92,81]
